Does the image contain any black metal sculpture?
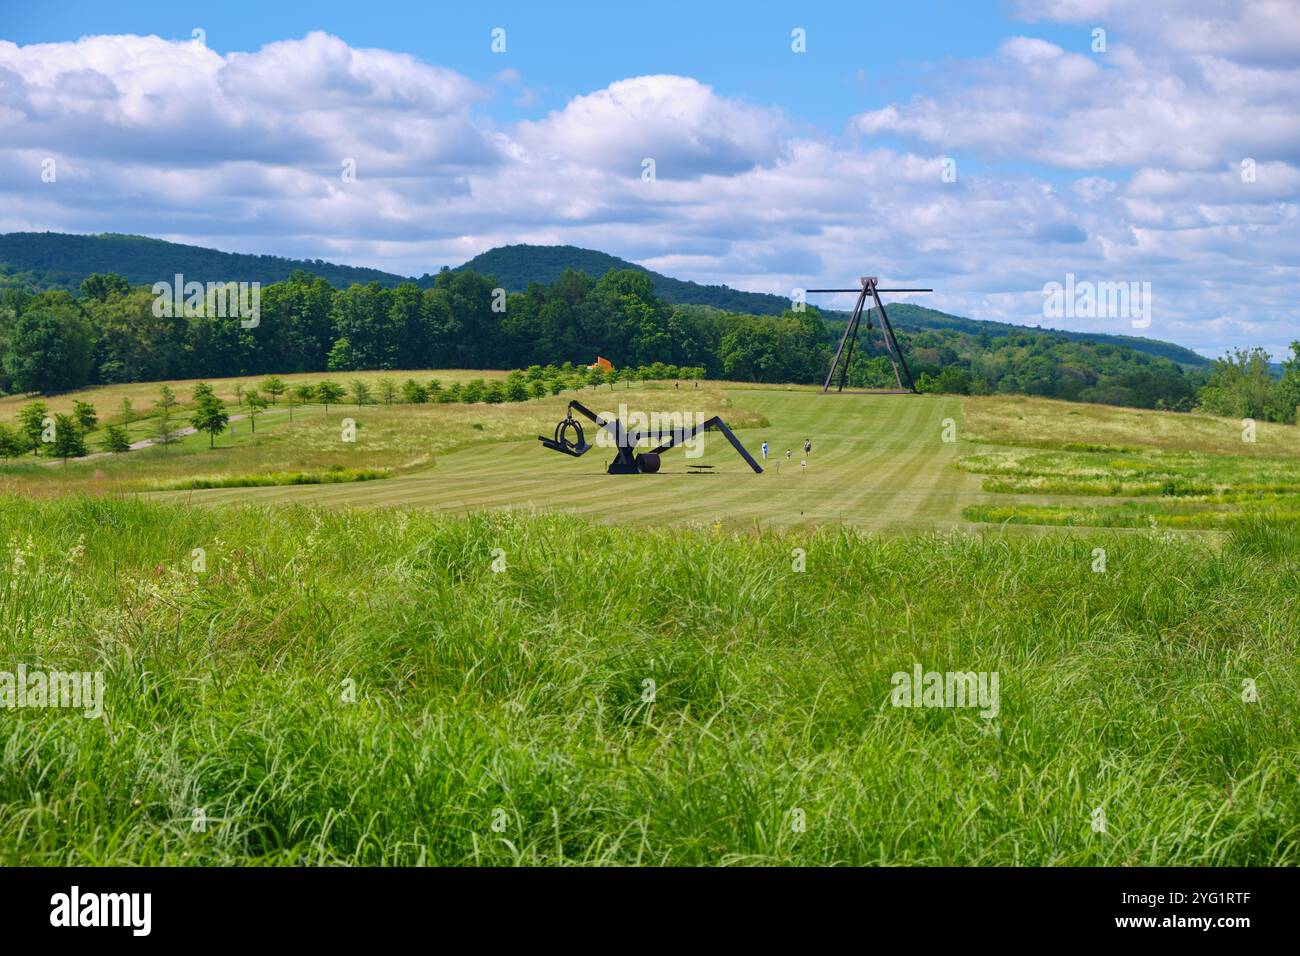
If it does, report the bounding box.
[807,276,932,394]
[539,400,763,474]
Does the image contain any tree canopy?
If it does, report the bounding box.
[0,263,1287,419]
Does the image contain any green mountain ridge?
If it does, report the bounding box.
[458,244,1210,368]
[0,231,1210,367]
[0,232,402,291]
[455,243,801,315]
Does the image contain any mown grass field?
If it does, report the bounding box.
[141,385,1299,533]
[8,373,1292,534]
[1,373,1298,865]
[1,379,750,497]
[150,388,983,532]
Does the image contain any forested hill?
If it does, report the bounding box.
[455,245,1210,368]
[0,232,405,291]
[454,244,794,314]
[1,232,1208,368]
[876,304,1210,368]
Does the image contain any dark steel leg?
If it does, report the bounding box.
[869,287,916,393]
[822,289,867,393]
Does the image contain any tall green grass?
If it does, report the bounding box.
[958,448,1300,500]
[1,495,1297,865]
[964,499,1300,529]
[148,467,391,491]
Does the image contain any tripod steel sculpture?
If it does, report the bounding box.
[539,400,763,474]
[807,276,932,394]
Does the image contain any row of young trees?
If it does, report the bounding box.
[0,388,176,460]
[0,381,268,459]
[233,362,705,412]
[0,361,707,460]
[0,398,114,461]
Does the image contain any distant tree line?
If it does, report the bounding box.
[1,265,1296,421]
[846,329,1208,412]
[0,267,823,392]
[1196,347,1300,423]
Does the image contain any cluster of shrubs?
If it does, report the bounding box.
[202,363,705,412]
[377,362,707,407]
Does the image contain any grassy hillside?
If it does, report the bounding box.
[4,370,1295,533]
[0,368,504,421]
[151,389,978,532]
[963,394,1300,457]
[1,378,753,500]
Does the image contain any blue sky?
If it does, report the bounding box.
[4,0,1086,128]
[1,0,1297,356]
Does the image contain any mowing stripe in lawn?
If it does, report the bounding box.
[148,391,989,532]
